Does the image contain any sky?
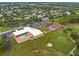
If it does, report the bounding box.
[0,0,79,2]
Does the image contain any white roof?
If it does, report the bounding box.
[13,27,43,37]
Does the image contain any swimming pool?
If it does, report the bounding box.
[20,34,29,39]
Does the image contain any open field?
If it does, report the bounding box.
[0,25,10,32]
[38,25,49,31]
[65,24,79,33]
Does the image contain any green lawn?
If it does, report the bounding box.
[65,24,79,34]
[0,25,10,32]
[50,14,79,23]
[9,30,74,56]
[38,25,49,32]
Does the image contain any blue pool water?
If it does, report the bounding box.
[20,34,28,39]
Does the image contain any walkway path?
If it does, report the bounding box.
[68,32,76,56]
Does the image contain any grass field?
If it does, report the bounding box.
[9,29,74,56]
[38,25,49,32]
[65,24,79,33]
[0,25,10,32]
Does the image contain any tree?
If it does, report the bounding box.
[63,28,68,33]
[76,41,79,48]
[74,41,79,56]
[0,34,8,51]
[67,27,72,31]
[74,49,79,56]
[70,32,79,41]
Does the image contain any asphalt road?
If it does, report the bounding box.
[3,32,13,56]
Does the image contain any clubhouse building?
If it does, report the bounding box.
[12,27,44,43]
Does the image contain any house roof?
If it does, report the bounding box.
[32,20,49,28]
[13,27,43,37]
